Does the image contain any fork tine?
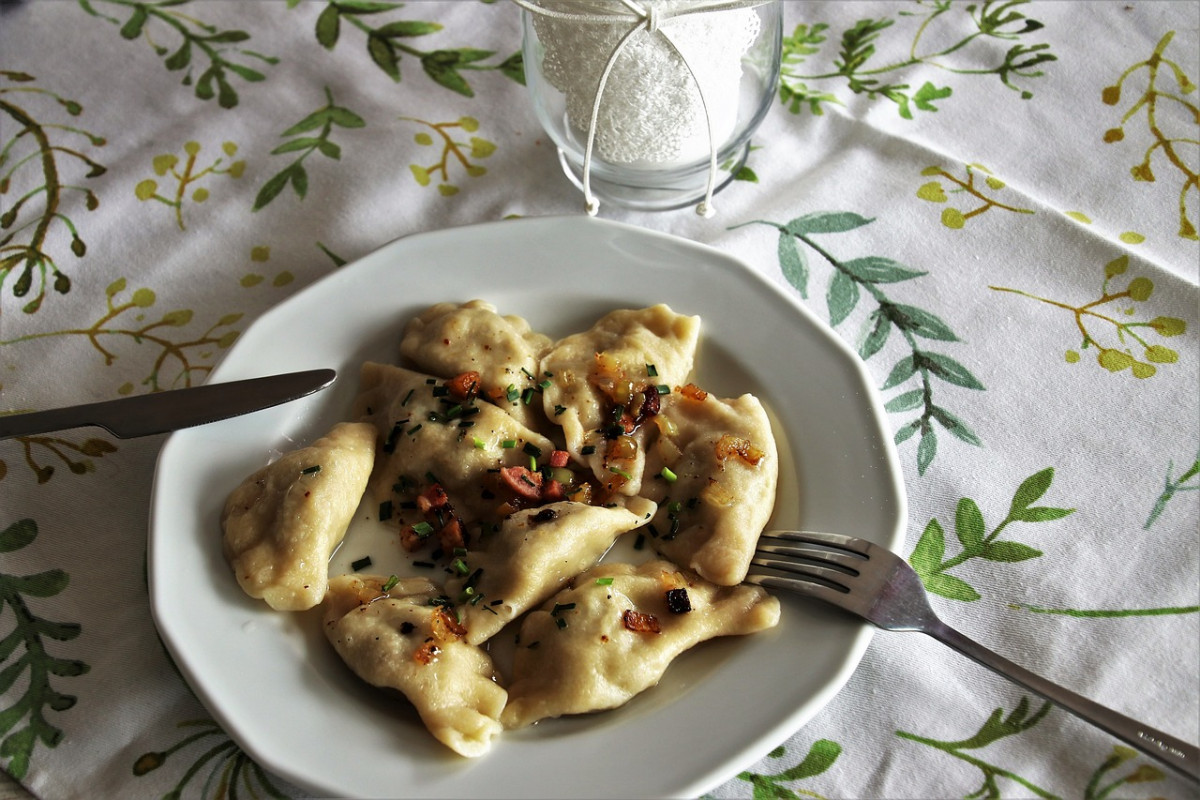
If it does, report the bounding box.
[758,530,872,557]
[744,571,854,608]
[753,540,867,574]
[749,554,856,590]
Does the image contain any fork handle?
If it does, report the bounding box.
[926,618,1199,783]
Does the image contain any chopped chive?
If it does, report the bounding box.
[555,617,567,629]
[301,465,321,475]
[521,367,536,379]
[660,467,678,482]
[411,521,435,539]
[595,576,615,586]
[521,387,535,405]
[350,556,373,571]
[473,436,487,449]
[412,560,436,569]
[551,602,576,615]
[432,385,449,397]
[407,423,423,435]
[501,439,517,449]
[378,500,394,521]
[381,574,400,592]
[529,456,538,471]
[581,444,596,455]
[543,370,554,378]
[554,404,567,416]
[539,379,552,390]
[451,557,470,576]
[609,466,633,480]
[458,420,476,429]
[401,388,414,406]
[646,363,658,377]
[657,384,670,395]
[505,384,519,402]
[633,533,645,550]
[464,567,484,589]
[523,442,542,458]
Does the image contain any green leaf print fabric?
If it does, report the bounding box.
[0,2,1196,799]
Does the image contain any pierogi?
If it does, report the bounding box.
[501,560,780,729]
[539,304,700,496]
[446,497,657,645]
[353,360,558,527]
[323,574,506,758]
[641,391,779,585]
[398,300,552,432]
[220,301,784,759]
[221,421,375,611]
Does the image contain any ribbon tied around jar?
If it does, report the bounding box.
[514,0,771,217]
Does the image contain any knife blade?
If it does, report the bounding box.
[0,368,337,440]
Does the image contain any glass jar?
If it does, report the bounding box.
[521,0,783,214]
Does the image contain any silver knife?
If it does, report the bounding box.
[0,369,336,440]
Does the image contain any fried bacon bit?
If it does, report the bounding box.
[403,482,468,552]
[549,449,571,468]
[415,607,467,665]
[714,434,765,467]
[431,605,468,639]
[446,370,482,400]
[500,465,543,500]
[665,588,692,614]
[413,640,441,665]
[622,609,661,634]
[678,383,708,402]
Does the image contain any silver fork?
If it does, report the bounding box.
[746,530,1200,783]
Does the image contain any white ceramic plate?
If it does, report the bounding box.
[149,216,906,799]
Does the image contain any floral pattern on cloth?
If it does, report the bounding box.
[1,2,1197,799]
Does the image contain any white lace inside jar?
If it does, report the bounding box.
[533,0,760,166]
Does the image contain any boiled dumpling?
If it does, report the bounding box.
[539,305,700,496]
[323,574,507,758]
[501,559,779,729]
[353,361,558,543]
[221,421,376,611]
[640,390,778,585]
[398,300,552,431]
[445,497,656,645]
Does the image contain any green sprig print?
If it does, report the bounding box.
[778,0,1055,119]
[909,467,1074,602]
[990,254,1188,379]
[0,277,242,391]
[732,211,984,475]
[78,0,278,109]
[916,163,1034,229]
[1145,450,1199,529]
[0,71,106,315]
[254,87,365,211]
[135,140,245,230]
[403,116,495,196]
[0,431,116,486]
[735,739,841,800]
[897,697,1058,799]
[0,519,90,781]
[1101,30,1199,240]
[301,0,523,96]
[132,718,288,798]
